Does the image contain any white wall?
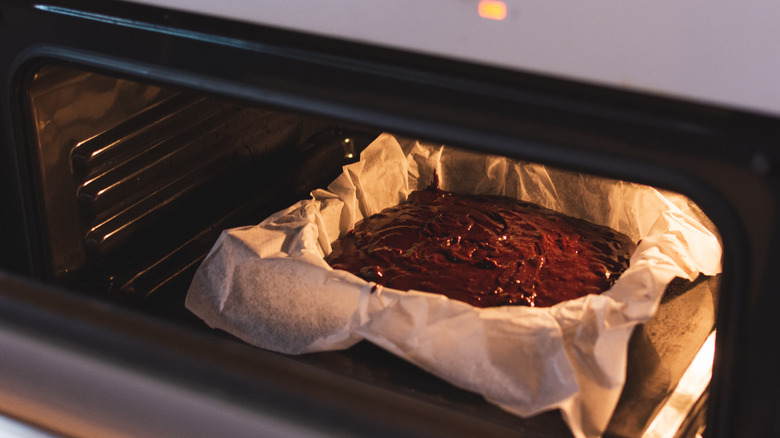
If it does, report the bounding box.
[122,0,780,117]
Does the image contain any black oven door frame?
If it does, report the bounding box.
[1,1,779,437]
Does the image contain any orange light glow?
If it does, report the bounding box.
[478,0,507,21]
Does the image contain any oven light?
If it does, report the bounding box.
[478,0,507,21]
[343,137,355,160]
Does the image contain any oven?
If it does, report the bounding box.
[1,1,778,437]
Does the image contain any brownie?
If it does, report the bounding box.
[326,185,635,308]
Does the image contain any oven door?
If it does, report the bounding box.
[1,2,779,438]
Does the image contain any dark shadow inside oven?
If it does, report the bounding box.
[20,63,719,438]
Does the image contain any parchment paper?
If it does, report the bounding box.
[186,133,722,438]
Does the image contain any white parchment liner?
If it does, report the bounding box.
[186,133,722,438]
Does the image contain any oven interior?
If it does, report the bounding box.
[25,64,381,323]
[4,62,722,438]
